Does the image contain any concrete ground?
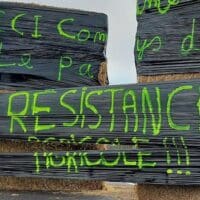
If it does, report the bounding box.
[0,191,134,200]
[0,192,112,200]
[0,183,136,200]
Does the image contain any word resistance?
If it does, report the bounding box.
[6,81,200,136]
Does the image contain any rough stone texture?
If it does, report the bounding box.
[103,182,137,200]
[136,185,200,200]
[0,139,103,191]
[0,2,108,89]
[138,73,200,83]
[0,177,102,192]
[137,73,200,200]
[136,0,200,76]
[0,190,135,200]
[98,62,109,86]
[0,42,108,192]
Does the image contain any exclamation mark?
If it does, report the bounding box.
[172,137,182,175]
[163,137,173,174]
[180,136,191,176]
[163,137,191,175]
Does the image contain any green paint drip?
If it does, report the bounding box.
[186,171,191,176]
[43,152,50,169]
[58,55,73,81]
[93,32,107,43]
[57,18,76,40]
[172,137,181,166]
[80,87,87,128]
[66,152,78,173]
[110,114,115,132]
[18,54,33,69]
[137,152,157,169]
[123,152,137,166]
[28,136,40,143]
[77,29,90,42]
[163,137,171,165]
[7,91,30,133]
[177,170,183,175]
[83,152,101,166]
[142,87,162,136]
[60,138,71,144]
[136,36,162,62]
[181,18,200,56]
[11,13,26,36]
[79,136,92,144]
[70,134,77,145]
[32,90,56,132]
[85,90,103,130]
[123,90,138,133]
[32,15,42,39]
[167,86,193,131]
[105,88,124,132]
[180,136,190,166]
[167,169,173,175]
[101,152,121,167]
[43,137,56,143]
[79,64,93,78]
[33,150,157,174]
[132,137,149,149]
[197,97,200,131]
[60,89,79,127]
[96,137,110,145]
[79,153,84,167]
[137,0,179,16]
[0,42,16,67]
[48,153,66,168]
[34,152,40,174]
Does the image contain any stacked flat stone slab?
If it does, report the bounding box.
[0,2,108,191]
[136,0,200,199]
[0,2,108,90]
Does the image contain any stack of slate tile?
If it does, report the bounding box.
[0,2,108,192]
[135,0,200,199]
